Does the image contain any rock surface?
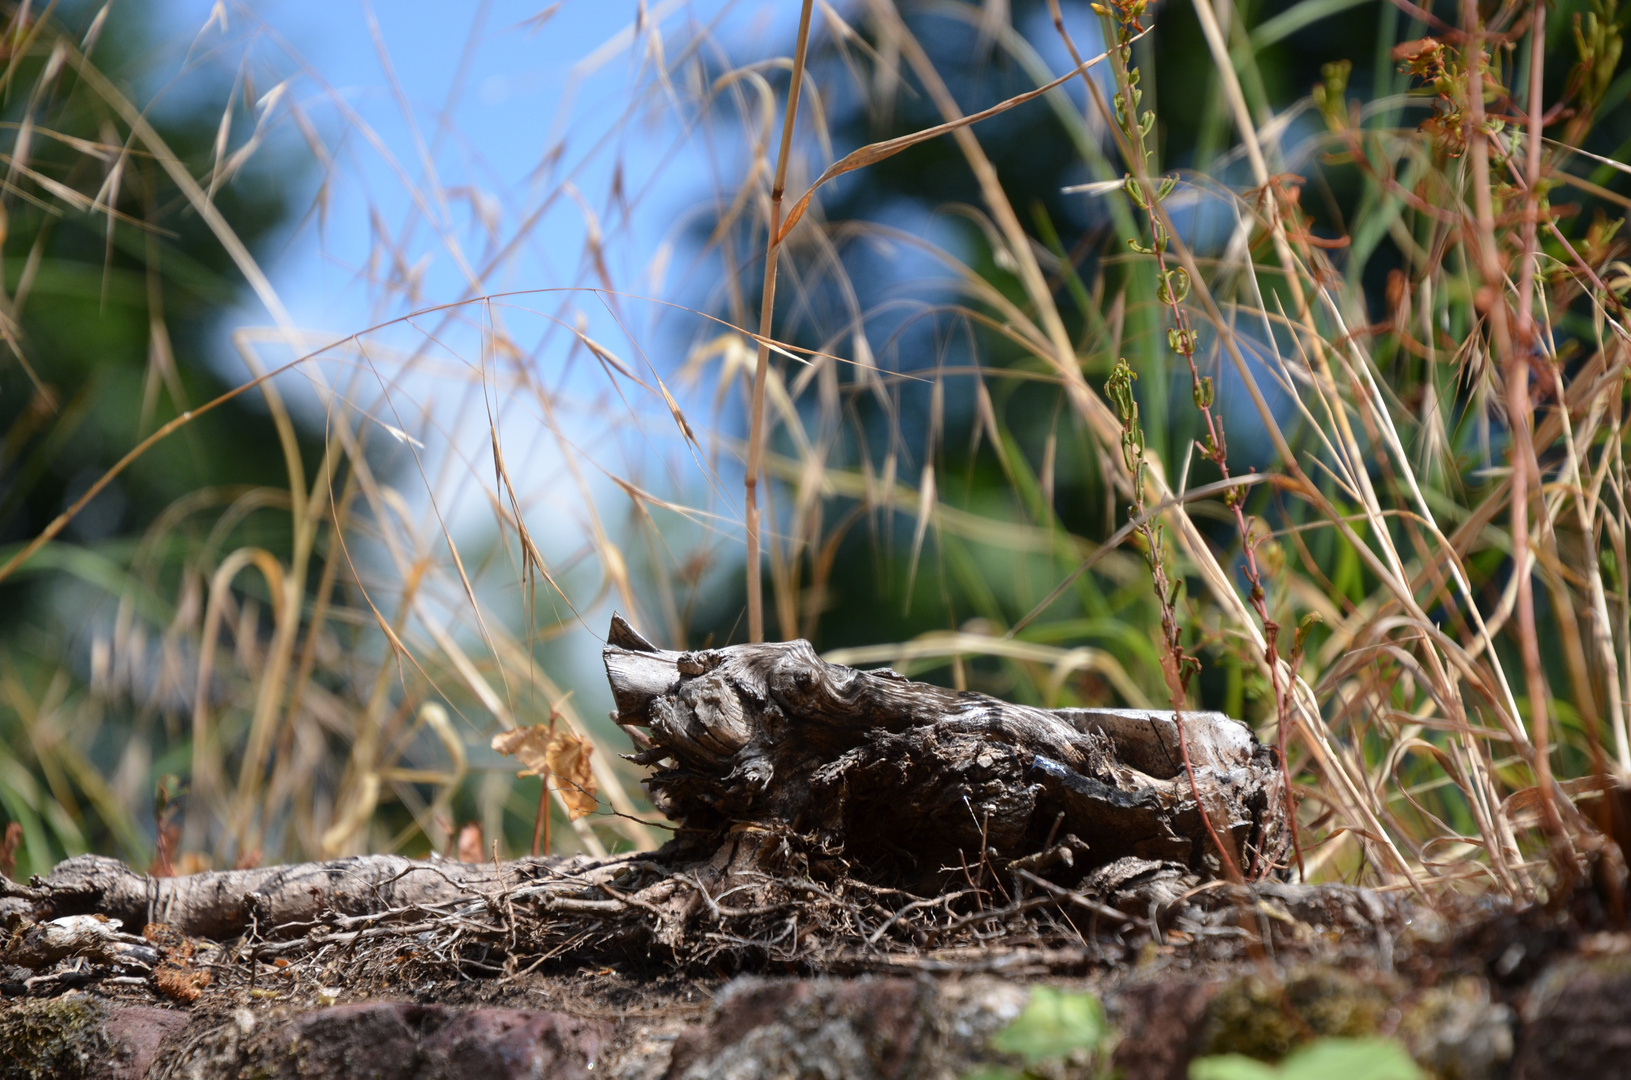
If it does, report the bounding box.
[4,943,1629,1080]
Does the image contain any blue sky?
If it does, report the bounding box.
[139,2,801,532]
[130,2,1135,666]
[148,2,790,340]
[131,1,827,720]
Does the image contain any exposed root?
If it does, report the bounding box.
[4,834,1400,1001]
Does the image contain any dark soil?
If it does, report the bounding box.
[4,874,1629,1080]
[6,635,1629,1078]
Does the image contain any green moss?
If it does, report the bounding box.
[1202,968,1391,1063]
[0,997,111,1080]
[1396,978,1512,1080]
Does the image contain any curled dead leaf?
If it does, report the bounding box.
[491,723,599,820]
[546,729,598,820]
[145,922,211,1003]
[491,725,552,776]
[455,822,483,864]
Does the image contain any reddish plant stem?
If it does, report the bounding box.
[1110,359,1245,884]
[1097,19,1302,881]
[1461,0,1576,888]
[532,711,558,857]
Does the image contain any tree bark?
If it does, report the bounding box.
[1,616,1289,962]
[3,852,607,940]
[604,614,1287,889]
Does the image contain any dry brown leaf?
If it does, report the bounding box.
[491,723,599,820]
[455,822,484,864]
[145,922,210,1003]
[0,821,21,881]
[546,729,598,820]
[491,724,552,777]
[154,963,210,1003]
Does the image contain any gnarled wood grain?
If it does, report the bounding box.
[604,614,1287,887]
[1,617,1289,970]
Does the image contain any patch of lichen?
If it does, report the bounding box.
[1396,978,1513,1080]
[1200,967,1391,1062]
[0,996,111,1080]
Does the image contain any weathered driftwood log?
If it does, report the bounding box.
[2,853,608,939]
[604,615,1288,888]
[1,618,1291,978]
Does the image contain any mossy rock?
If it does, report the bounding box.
[0,996,111,1080]
[1201,967,1392,1062]
[1397,978,1512,1080]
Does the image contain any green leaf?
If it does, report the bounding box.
[1277,1039,1424,1080]
[1189,1055,1282,1080]
[1190,1039,1424,1080]
[1247,0,1371,50]
[989,987,1108,1063]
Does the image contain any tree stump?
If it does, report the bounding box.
[604,615,1288,888]
[0,616,1296,987]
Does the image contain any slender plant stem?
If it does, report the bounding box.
[1464,0,1576,885]
[533,711,558,857]
[745,0,815,644]
[541,783,561,861]
[1075,3,1285,882]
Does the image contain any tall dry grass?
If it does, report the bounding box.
[1,0,1628,903]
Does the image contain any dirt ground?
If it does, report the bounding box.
[4,870,1630,1080]
[6,644,1630,1079]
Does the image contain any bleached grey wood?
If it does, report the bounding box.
[603,614,1288,887]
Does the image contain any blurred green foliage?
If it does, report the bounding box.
[688,0,1631,727]
[0,0,312,873]
[1189,1038,1425,1080]
[968,986,1112,1078]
